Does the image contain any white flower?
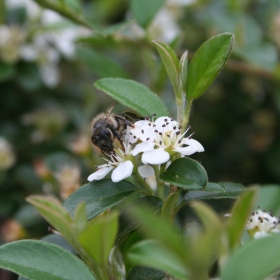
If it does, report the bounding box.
[246,208,280,239]
[87,127,137,183]
[130,117,204,165]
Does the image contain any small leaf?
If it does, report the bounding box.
[256,184,280,214]
[127,240,189,280]
[26,196,77,247]
[128,206,186,260]
[190,201,222,233]
[94,78,169,118]
[152,40,180,93]
[0,240,96,280]
[186,33,233,100]
[221,234,280,280]
[184,182,245,201]
[179,50,188,90]
[130,0,166,28]
[160,158,208,190]
[161,192,180,223]
[74,202,87,233]
[79,212,118,265]
[226,188,258,250]
[126,266,165,280]
[76,46,129,78]
[116,196,162,245]
[63,179,138,220]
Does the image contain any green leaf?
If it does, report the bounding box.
[79,212,118,265]
[226,188,258,250]
[26,196,77,247]
[152,40,180,93]
[221,234,280,280]
[116,196,162,245]
[256,185,280,214]
[179,50,188,90]
[186,33,233,101]
[94,78,169,118]
[63,179,138,220]
[74,202,87,233]
[0,240,96,280]
[128,206,186,260]
[190,201,222,233]
[127,240,188,280]
[32,0,98,31]
[126,266,165,280]
[76,46,129,78]
[41,234,77,255]
[160,157,208,190]
[161,192,180,223]
[130,0,166,28]
[184,182,245,200]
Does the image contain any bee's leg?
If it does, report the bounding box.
[115,115,134,127]
[114,130,125,151]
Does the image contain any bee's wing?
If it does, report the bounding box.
[106,101,118,117]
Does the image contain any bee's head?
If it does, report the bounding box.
[91,129,113,151]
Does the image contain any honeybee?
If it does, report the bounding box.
[90,104,139,154]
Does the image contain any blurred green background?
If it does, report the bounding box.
[1,0,280,261]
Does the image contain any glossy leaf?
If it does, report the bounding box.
[186,33,233,101]
[160,157,208,190]
[226,188,258,250]
[184,182,245,201]
[152,40,180,93]
[76,46,129,78]
[94,78,169,118]
[222,234,280,280]
[130,0,166,28]
[127,240,188,280]
[79,212,118,265]
[0,240,96,280]
[63,179,138,220]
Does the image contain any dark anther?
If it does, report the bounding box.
[141,129,144,134]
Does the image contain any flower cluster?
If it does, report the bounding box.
[3,0,90,87]
[88,117,204,183]
[246,208,280,239]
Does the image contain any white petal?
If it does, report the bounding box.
[87,166,113,181]
[131,142,155,156]
[146,174,157,190]
[254,231,270,239]
[155,116,180,131]
[111,161,133,182]
[142,147,170,165]
[130,120,155,142]
[181,138,204,152]
[138,165,155,178]
[174,146,200,156]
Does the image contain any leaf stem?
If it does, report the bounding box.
[134,172,155,196]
